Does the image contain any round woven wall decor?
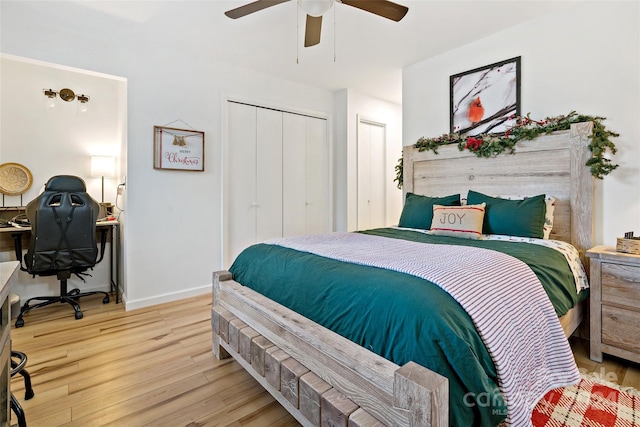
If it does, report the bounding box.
[0,162,33,196]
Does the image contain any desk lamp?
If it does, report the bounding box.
[90,156,115,213]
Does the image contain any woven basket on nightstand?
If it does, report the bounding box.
[616,237,640,255]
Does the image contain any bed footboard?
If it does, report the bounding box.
[212,271,449,427]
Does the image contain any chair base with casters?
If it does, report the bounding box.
[11,220,111,328]
[11,350,35,427]
[14,270,110,328]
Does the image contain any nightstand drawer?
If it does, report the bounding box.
[602,305,640,354]
[601,262,640,307]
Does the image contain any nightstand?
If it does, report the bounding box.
[587,245,640,364]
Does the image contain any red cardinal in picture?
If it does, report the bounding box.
[468,97,485,123]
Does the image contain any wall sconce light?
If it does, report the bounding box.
[43,88,57,110]
[77,94,90,113]
[91,155,115,203]
[43,88,90,112]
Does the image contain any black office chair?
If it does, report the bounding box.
[10,350,34,427]
[12,175,110,328]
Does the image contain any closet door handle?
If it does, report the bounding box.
[250,202,260,208]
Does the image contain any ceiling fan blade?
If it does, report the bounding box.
[304,14,323,47]
[339,0,408,22]
[225,0,291,19]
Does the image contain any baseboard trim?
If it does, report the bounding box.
[122,285,210,310]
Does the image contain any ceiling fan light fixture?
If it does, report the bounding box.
[297,0,334,17]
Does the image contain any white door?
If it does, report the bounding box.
[282,112,307,237]
[305,115,329,235]
[283,112,330,237]
[357,119,386,230]
[256,108,283,242]
[226,102,257,266]
[226,101,330,266]
[226,103,283,266]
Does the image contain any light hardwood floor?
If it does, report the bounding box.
[10,293,640,427]
[10,293,299,427]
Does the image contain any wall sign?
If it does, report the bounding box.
[153,126,205,171]
[450,56,521,136]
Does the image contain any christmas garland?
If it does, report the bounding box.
[394,111,619,189]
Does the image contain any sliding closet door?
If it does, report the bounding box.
[226,102,257,266]
[226,101,330,266]
[305,115,329,234]
[256,108,283,242]
[282,113,307,236]
[226,103,283,266]
[282,112,329,237]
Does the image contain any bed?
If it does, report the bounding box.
[211,122,595,427]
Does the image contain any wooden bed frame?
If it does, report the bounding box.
[212,122,595,427]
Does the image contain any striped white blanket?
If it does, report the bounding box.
[266,232,580,426]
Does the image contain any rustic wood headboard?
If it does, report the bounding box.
[403,122,594,264]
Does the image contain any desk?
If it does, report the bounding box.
[0,220,121,304]
[0,261,18,427]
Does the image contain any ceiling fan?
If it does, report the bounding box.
[225,0,409,47]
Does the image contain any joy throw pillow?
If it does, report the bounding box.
[430,203,486,240]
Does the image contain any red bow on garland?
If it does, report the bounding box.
[465,137,483,152]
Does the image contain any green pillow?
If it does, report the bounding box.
[398,193,461,230]
[466,190,546,238]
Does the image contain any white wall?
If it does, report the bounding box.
[1,2,335,308]
[403,1,640,246]
[334,89,403,231]
[123,61,334,309]
[0,55,126,299]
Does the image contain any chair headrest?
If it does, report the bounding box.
[44,175,87,192]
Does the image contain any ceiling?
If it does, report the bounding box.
[30,1,577,104]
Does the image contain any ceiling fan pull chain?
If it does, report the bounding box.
[296,3,300,64]
[333,3,336,62]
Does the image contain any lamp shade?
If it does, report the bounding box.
[91,156,115,178]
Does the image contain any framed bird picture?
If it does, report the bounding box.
[450,56,521,136]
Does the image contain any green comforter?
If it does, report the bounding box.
[229,228,582,426]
